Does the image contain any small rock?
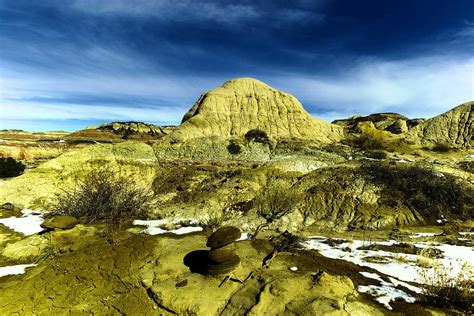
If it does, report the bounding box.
[41,215,78,230]
[175,279,188,288]
[205,255,240,276]
[208,248,239,264]
[0,203,22,218]
[206,226,241,249]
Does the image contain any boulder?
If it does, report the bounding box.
[206,226,241,249]
[386,119,408,134]
[41,215,78,230]
[208,248,238,264]
[205,255,240,276]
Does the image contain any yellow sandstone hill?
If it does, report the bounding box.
[407,101,473,148]
[167,78,343,143]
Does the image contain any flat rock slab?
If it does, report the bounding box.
[206,226,241,249]
[41,215,78,230]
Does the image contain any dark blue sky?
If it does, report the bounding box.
[1,0,473,131]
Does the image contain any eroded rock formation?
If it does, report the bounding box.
[168,78,343,143]
[406,101,473,148]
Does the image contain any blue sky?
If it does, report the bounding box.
[0,0,473,131]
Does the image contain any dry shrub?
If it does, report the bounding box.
[52,168,156,224]
[418,262,473,312]
[245,129,271,145]
[253,180,301,238]
[0,157,26,178]
[227,141,242,155]
[431,143,453,153]
[345,133,385,150]
[363,162,473,221]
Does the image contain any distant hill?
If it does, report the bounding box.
[407,101,473,148]
[69,122,175,141]
[166,78,343,143]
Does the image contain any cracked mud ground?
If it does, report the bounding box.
[0,225,442,315]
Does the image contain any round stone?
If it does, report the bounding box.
[205,255,240,276]
[208,248,238,264]
[41,215,79,230]
[206,226,241,249]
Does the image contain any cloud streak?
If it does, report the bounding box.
[0,0,473,131]
[69,0,324,26]
[273,56,474,121]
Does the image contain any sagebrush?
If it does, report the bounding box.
[418,262,473,312]
[0,157,26,178]
[52,168,156,223]
[253,180,301,238]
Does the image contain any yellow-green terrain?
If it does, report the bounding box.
[0,79,473,315]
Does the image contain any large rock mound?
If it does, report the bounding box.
[96,122,174,140]
[168,78,343,143]
[407,102,473,148]
[332,112,421,134]
[68,122,174,141]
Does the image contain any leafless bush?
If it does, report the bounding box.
[418,262,473,312]
[253,180,301,238]
[51,168,156,224]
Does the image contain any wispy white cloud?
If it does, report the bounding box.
[1,54,472,127]
[68,0,325,26]
[70,0,260,24]
[0,101,184,124]
[270,56,474,121]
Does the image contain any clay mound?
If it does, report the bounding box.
[407,102,473,148]
[333,112,418,134]
[68,122,174,141]
[169,78,343,143]
[97,122,174,140]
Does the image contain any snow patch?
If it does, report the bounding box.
[409,232,439,238]
[357,272,421,309]
[357,284,416,310]
[0,209,44,235]
[302,237,473,285]
[360,271,384,282]
[388,277,422,293]
[0,264,37,277]
[236,232,253,241]
[144,226,203,236]
[289,266,298,272]
[133,217,202,236]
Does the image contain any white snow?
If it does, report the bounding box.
[357,271,421,309]
[0,264,37,277]
[409,232,439,238]
[133,217,203,236]
[459,231,474,236]
[133,219,168,227]
[144,226,203,236]
[357,284,416,310]
[289,266,298,272]
[0,209,44,235]
[360,271,384,282]
[236,232,253,241]
[302,237,473,285]
[388,277,422,293]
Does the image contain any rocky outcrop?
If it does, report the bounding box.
[0,142,158,209]
[96,122,174,140]
[406,102,473,148]
[168,78,343,143]
[333,112,415,135]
